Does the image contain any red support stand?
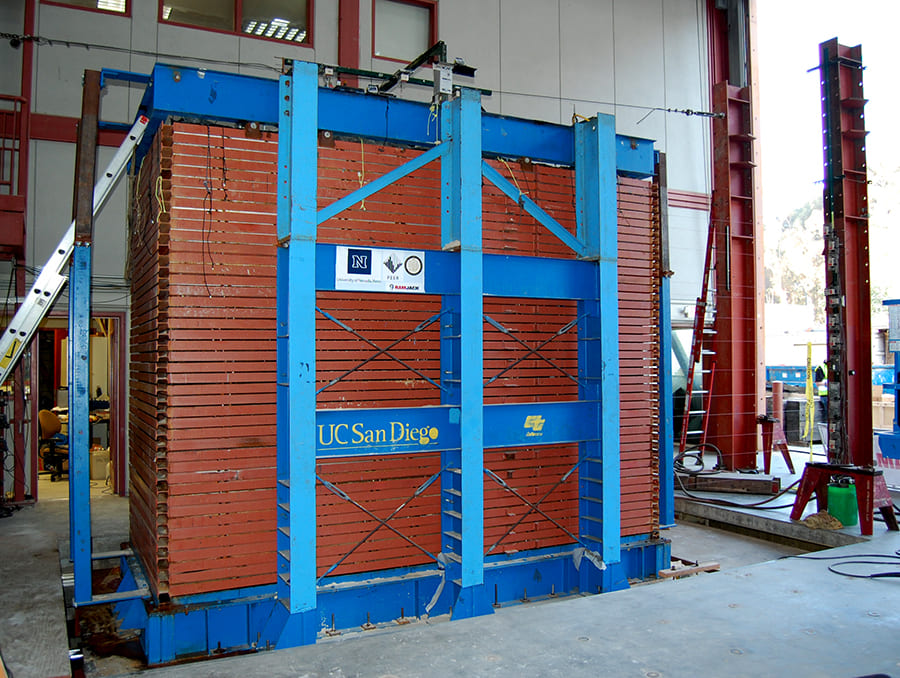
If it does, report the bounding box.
[790,462,899,536]
[757,415,794,475]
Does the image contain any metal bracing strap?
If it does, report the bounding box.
[483,460,585,554]
[481,161,587,257]
[315,307,451,395]
[482,312,586,386]
[316,468,443,582]
[317,142,447,224]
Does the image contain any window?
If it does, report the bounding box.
[373,0,436,62]
[160,0,311,44]
[43,0,128,15]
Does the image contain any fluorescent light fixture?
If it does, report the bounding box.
[295,30,306,43]
[255,22,267,35]
[244,20,257,33]
[285,28,299,40]
[162,5,172,20]
[97,0,126,12]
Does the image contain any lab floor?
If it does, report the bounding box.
[1,472,898,678]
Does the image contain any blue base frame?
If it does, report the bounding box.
[120,536,670,664]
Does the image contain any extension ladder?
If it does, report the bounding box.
[0,115,149,387]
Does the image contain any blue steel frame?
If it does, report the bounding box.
[69,245,93,605]
[94,60,671,663]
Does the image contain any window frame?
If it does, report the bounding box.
[158,0,315,48]
[371,0,438,65]
[41,0,132,18]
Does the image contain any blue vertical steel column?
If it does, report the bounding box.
[69,244,93,604]
[443,88,492,619]
[574,115,621,589]
[658,278,675,528]
[656,155,675,528]
[438,97,463,614]
[275,60,318,636]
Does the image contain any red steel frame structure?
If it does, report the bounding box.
[819,38,872,466]
[701,0,765,470]
[707,81,763,470]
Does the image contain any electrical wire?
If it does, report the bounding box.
[673,442,801,509]
[1,31,723,123]
[0,31,282,74]
[780,550,900,579]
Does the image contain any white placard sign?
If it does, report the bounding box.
[335,246,425,293]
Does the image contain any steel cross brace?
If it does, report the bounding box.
[315,307,450,395]
[317,142,447,224]
[482,312,585,386]
[481,160,587,258]
[316,468,443,582]
[483,460,585,554]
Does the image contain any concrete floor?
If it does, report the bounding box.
[1,470,898,678]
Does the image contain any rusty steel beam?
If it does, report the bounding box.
[73,70,101,243]
[707,82,764,471]
[819,39,872,466]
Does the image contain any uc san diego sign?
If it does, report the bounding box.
[315,406,460,457]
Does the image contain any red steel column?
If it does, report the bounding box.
[819,39,872,466]
[338,0,361,87]
[707,82,763,470]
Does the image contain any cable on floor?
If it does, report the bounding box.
[780,550,900,579]
[674,443,801,509]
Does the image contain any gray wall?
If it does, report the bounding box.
[2,0,711,314]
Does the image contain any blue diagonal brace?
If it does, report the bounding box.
[481,161,587,257]
[317,142,447,224]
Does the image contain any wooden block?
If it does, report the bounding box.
[659,560,721,579]
[677,472,781,495]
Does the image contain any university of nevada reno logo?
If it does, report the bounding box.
[347,248,372,275]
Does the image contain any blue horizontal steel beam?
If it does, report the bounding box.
[482,161,586,257]
[318,143,447,223]
[135,63,654,175]
[314,401,600,458]
[314,244,598,299]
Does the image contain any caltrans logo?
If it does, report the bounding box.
[524,415,545,437]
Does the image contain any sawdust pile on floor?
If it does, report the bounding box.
[801,510,843,530]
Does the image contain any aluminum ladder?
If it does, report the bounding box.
[0,115,149,386]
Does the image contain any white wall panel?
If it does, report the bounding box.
[499,0,560,107]
[12,0,716,324]
[0,1,25,97]
[559,0,614,105]
[498,93,562,126]
[314,0,339,66]
[236,37,315,77]
[440,0,501,114]
[667,206,709,324]
[33,5,133,121]
[663,0,711,194]
[27,140,73,272]
[27,140,129,311]
[613,0,665,108]
[562,98,616,128]
[156,24,241,74]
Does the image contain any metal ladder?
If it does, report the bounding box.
[678,218,717,455]
[0,114,149,387]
